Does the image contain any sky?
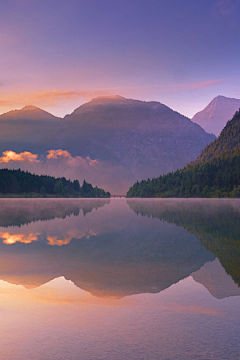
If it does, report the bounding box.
[1,0,240,118]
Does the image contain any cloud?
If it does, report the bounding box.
[0,150,39,163]
[46,149,71,159]
[0,80,223,111]
[46,150,98,166]
[0,149,133,193]
[180,79,223,89]
[214,0,235,17]
[0,88,125,108]
[212,0,239,27]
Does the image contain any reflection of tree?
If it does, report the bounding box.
[0,199,110,227]
[127,199,240,286]
[0,202,214,297]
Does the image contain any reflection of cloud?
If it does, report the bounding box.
[0,229,98,247]
[0,232,39,245]
[47,229,98,246]
[47,236,72,246]
[0,150,39,163]
[86,230,97,238]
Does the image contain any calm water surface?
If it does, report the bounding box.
[0,198,239,360]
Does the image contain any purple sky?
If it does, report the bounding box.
[1,0,240,117]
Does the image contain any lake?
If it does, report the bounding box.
[0,198,239,360]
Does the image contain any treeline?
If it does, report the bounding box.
[0,169,110,198]
[127,150,240,198]
[127,109,240,198]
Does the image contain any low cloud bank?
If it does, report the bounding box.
[0,150,39,163]
[0,150,135,194]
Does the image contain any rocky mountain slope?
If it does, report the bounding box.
[36,96,215,183]
[192,95,240,137]
[127,109,240,197]
[195,108,240,163]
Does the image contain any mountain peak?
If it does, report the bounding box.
[196,108,240,163]
[88,95,128,105]
[93,95,126,101]
[22,105,40,111]
[192,95,240,136]
[0,105,61,121]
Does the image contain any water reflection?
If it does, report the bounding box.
[0,198,239,299]
[0,198,110,227]
[0,198,239,360]
[128,198,240,288]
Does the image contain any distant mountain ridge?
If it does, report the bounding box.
[192,95,240,136]
[35,96,215,190]
[0,96,215,193]
[127,109,240,197]
[0,105,61,154]
[0,105,60,121]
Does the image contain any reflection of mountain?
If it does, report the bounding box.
[0,199,213,297]
[192,259,240,299]
[0,198,110,227]
[127,199,240,287]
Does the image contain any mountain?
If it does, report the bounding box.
[127,109,240,197]
[195,108,240,163]
[192,95,240,137]
[0,105,61,154]
[36,96,215,183]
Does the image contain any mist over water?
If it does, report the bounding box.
[0,198,239,360]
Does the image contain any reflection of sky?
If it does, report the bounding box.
[0,199,132,245]
[0,199,215,295]
[1,0,240,117]
[0,198,239,358]
[0,276,239,360]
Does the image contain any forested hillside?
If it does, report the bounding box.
[0,169,110,198]
[127,110,240,198]
[195,108,240,163]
